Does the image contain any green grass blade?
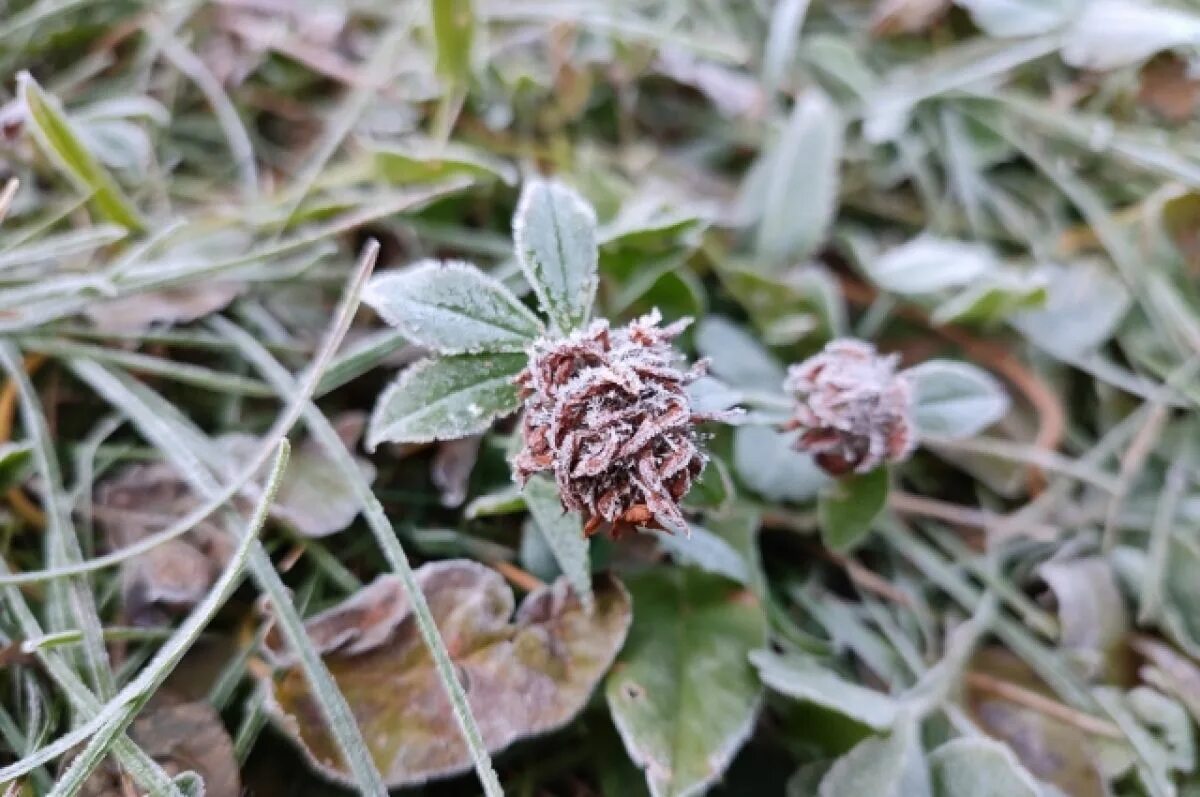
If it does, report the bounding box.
[18,72,144,232]
[211,315,505,797]
[43,442,291,797]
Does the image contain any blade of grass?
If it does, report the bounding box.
[0,344,115,703]
[20,338,275,398]
[154,28,258,201]
[68,241,391,794]
[277,12,411,230]
[1138,443,1191,624]
[44,442,290,797]
[0,441,289,787]
[210,313,505,796]
[17,72,143,232]
[0,570,184,795]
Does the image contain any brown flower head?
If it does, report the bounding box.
[783,339,916,475]
[514,310,725,538]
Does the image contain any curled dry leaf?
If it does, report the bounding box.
[96,461,234,626]
[262,560,631,788]
[1038,557,1129,680]
[80,696,239,797]
[1138,54,1200,123]
[262,575,412,664]
[218,419,376,539]
[431,434,482,508]
[96,415,374,622]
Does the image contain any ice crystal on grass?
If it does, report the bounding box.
[784,339,916,475]
[514,310,730,538]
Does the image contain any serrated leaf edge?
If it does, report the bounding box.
[512,177,599,335]
[366,355,524,450]
[363,259,544,355]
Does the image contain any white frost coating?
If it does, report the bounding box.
[512,178,599,335]
[363,259,543,355]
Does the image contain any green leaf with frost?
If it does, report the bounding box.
[867,236,997,295]
[366,353,525,449]
[606,568,766,797]
[906,360,1009,439]
[657,523,750,585]
[364,260,543,355]
[754,88,843,268]
[522,475,593,611]
[751,650,900,730]
[818,468,889,552]
[513,178,599,334]
[1010,263,1130,359]
[694,316,786,393]
[734,426,830,503]
[931,270,1047,327]
[929,738,1042,797]
[819,715,930,797]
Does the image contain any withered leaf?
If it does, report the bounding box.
[870,0,951,36]
[1038,557,1129,680]
[218,426,377,539]
[84,283,243,332]
[431,434,482,508]
[1133,636,1200,729]
[96,461,233,625]
[80,697,239,797]
[262,560,631,788]
[965,648,1107,797]
[262,575,412,663]
[97,417,374,622]
[1138,54,1200,122]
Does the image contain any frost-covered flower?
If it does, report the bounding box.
[784,339,916,475]
[513,310,726,538]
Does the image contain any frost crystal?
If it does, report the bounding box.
[784,338,916,475]
[514,310,728,538]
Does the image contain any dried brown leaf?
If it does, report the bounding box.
[218,423,376,539]
[262,560,631,788]
[96,461,233,625]
[1138,54,1200,123]
[84,283,243,332]
[870,0,951,37]
[966,648,1108,797]
[80,697,239,797]
[263,575,411,663]
[431,434,482,508]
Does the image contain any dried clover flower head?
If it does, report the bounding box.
[514,309,725,538]
[784,338,916,476]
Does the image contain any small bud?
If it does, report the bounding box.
[514,310,727,538]
[784,339,916,475]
